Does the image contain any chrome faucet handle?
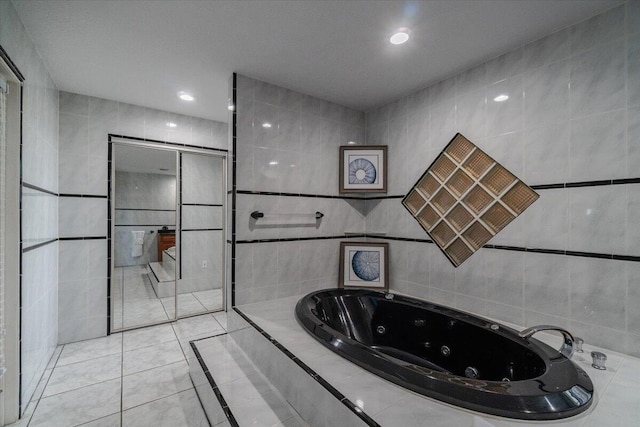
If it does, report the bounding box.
[591,351,607,370]
[518,325,575,359]
[574,337,584,353]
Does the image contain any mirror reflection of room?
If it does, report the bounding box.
[177,153,224,317]
[112,145,178,329]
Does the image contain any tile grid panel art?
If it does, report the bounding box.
[403,133,538,266]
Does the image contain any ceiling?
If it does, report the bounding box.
[14,0,620,123]
[114,144,177,175]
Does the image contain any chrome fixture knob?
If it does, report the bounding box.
[376,325,386,334]
[490,324,499,330]
[591,351,607,370]
[413,319,425,327]
[385,293,394,300]
[518,325,574,359]
[575,337,584,353]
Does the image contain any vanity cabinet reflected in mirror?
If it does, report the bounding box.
[110,141,225,331]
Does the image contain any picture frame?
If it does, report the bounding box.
[339,242,389,291]
[339,145,387,193]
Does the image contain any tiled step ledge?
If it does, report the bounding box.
[189,333,307,426]
[225,311,374,427]
[231,293,640,427]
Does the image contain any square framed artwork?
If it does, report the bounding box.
[339,242,389,291]
[339,145,387,193]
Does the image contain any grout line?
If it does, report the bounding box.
[119,388,197,416]
[22,350,61,427]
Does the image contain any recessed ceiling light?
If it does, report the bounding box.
[269,161,278,165]
[493,94,509,102]
[347,141,357,145]
[262,122,272,128]
[390,29,410,45]
[178,91,195,101]
[166,122,177,128]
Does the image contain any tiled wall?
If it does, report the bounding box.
[1,1,60,411]
[58,91,227,344]
[365,3,640,356]
[233,75,366,305]
[114,171,176,266]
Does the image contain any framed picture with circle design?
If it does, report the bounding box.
[339,145,387,193]
[339,241,389,291]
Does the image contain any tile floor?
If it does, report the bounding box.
[112,266,223,329]
[14,312,228,427]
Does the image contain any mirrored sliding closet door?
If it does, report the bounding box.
[110,140,225,332]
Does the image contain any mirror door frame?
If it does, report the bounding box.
[108,135,227,334]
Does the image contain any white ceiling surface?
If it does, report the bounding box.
[114,144,177,175]
[14,0,620,123]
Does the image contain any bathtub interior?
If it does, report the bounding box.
[313,292,548,381]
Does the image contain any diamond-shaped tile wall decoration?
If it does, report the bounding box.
[402,133,539,267]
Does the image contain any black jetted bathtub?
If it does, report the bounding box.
[295,289,593,420]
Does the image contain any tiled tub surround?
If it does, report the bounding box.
[364,3,640,357]
[233,74,367,306]
[57,91,227,344]
[2,0,60,413]
[223,294,640,427]
[190,334,309,427]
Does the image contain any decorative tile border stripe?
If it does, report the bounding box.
[236,234,366,244]
[22,238,57,253]
[182,228,224,232]
[115,224,177,227]
[182,203,223,207]
[59,193,107,198]
[237,189,365,200]
[378,235,640,262]
[233,307,381,427]
[231,73,238,307]
[239,190,412,201]
[190,339,240,427]
[115,208,175,211]
[23,236,108,252]
[234,233,640,262]
[531,177,640,190]
[108,133,229,153]
[59,236,107,240]
[22,182,57,197]
[365,195,405,200]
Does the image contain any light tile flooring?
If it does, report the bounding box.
[112,266,223,329]
[14,312,228,427]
